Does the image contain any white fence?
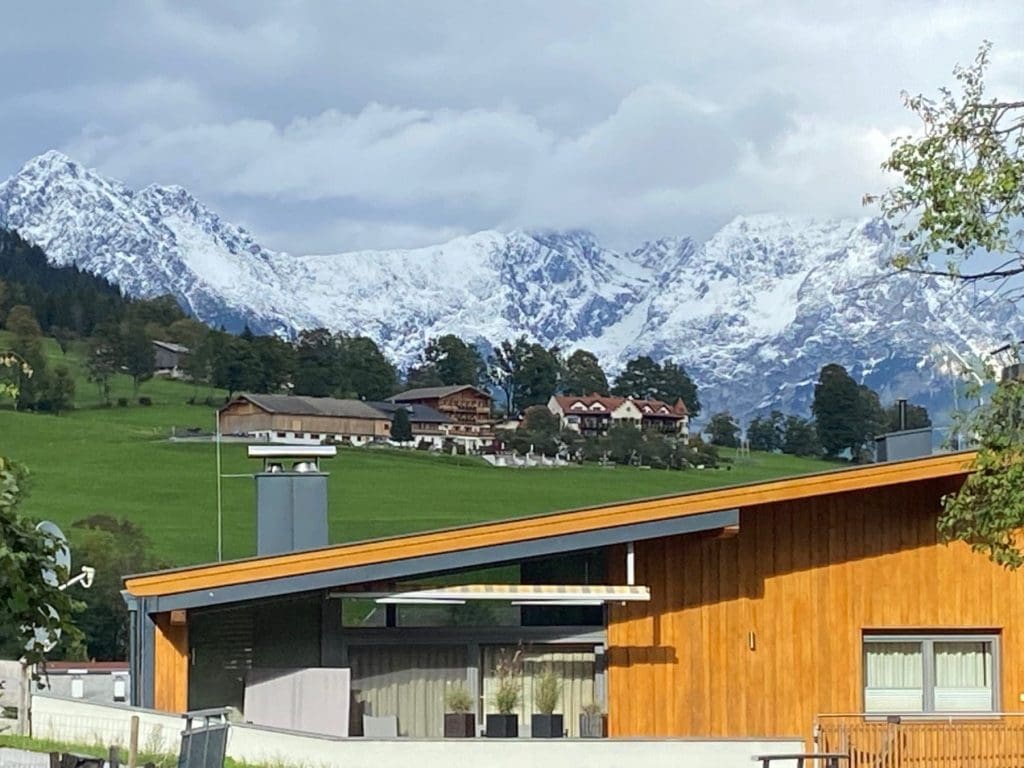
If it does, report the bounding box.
[30,694,805,768]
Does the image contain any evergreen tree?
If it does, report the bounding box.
[251,335,294,394]
[562,349,609,395]
[390,406,414,442]
[707,411,740,447]
[424,335,485,386]
[747,410,785,452]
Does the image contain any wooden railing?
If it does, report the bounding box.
[815,714,1024,768]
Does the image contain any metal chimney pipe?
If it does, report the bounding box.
[247,445,337,555]
[897,399,908,431]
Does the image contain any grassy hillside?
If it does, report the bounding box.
[1,334,834,566]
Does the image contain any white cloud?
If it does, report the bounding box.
[2,0,1023,252]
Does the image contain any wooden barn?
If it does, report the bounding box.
[123,450,1024,761]
[218,393,451,446]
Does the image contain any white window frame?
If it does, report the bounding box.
[863,632,1000,716]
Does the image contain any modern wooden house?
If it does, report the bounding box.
[218,394,450,446]
[391,385,494,448]
[123,450,1024,759]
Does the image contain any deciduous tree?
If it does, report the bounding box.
[0,457,84,665]
[488,336,562,414]
[69,515,162,660]
[811,364,882,460]
[747,410,785,452]
[868,42,1024,291]
[424,335,485,386]
[612,356,700,415]
[122,322,155,396]
[562,349,609,396]
[706,411,740,448]
[781,415,821,457]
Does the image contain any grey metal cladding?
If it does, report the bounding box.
[147,508,738,613]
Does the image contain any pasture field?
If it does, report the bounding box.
[0,333,833,566]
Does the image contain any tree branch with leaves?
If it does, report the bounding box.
[871,42,1024,566]
[867,42,1024,288]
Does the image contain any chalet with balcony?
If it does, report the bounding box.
[549,394,689,437]
[390,385,494,449]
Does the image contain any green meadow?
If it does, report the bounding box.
[1,333,832,566]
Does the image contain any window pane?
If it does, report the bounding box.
[934,641,994,712]
[864,641,924,713]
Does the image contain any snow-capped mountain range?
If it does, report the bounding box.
[1,150,1019,425]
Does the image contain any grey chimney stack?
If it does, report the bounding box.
[248,445,336,556]
[897,398,908,431]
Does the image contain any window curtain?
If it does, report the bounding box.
[864,642,923,712]
[348,645,468,737]
[934,641,992,711]
[482,646,597,737]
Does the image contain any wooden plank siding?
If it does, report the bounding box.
[124,452,973,598]
[606,476,1024,740]
[153,613,189,713]
[219,401,389,439]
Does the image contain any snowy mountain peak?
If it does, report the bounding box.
[1,150,1020,425]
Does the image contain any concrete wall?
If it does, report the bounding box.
[34,672,129,706]
[31,695,805,768]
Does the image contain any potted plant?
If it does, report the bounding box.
[443,684,476,737]
[530,666,563,738]
[486,649,521,737]
[579,701,606,738]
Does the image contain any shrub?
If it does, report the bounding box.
[444,684,474,713]
[138,396,153,406]
[116,398,129,407]
[534,667,560,715]
[492,648,522,715]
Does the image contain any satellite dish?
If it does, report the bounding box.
[35,521,71,587]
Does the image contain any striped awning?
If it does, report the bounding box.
[373,583,650,605]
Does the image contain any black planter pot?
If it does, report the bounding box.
[444,713,476,738]
[531,713,564,738]
[485,714,519,738]
[578,713,606,738]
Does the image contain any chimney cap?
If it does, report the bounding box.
[248,445,337,460]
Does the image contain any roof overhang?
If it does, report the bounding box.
[124,451,974,614]
[131,508,736,612]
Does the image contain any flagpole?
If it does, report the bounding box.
[216,408,223,562]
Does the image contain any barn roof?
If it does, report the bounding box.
[227,393,389,420]
[391,385,491,402]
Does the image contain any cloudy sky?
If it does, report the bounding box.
[1,1,1021,253]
